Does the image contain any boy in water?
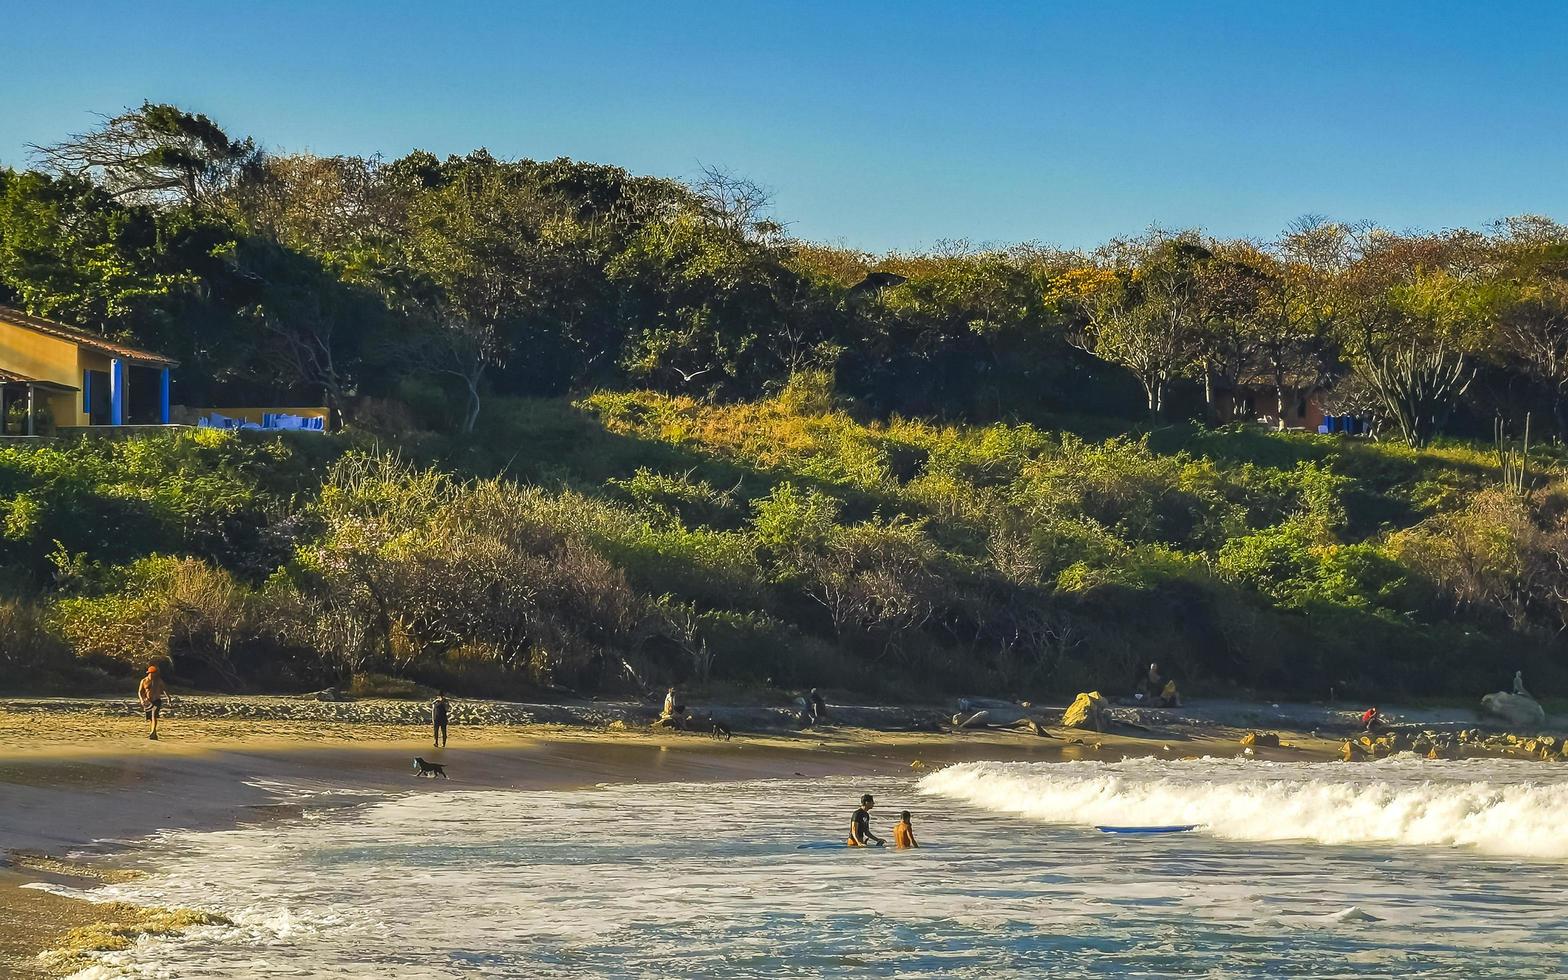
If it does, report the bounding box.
[432,692,450,747]
[138,666,168,740]
[848,793,884,847]
[893,811,918,849]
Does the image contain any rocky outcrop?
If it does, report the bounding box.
[1240,731,1279,748]
[1062,691,1108,731]
[1480,692,1546,728]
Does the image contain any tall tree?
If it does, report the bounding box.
[33,102,263,211]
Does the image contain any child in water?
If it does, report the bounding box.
[893,811,918,849]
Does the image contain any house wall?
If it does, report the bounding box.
[187,406,330,428]
[0,315,87,426]
[1218,385,1328,430]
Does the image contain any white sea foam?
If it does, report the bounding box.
[919,756,1568,858]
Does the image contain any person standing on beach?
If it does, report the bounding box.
[848,794,885,847]
[809,688,827,724]
[138,666,168,740]
[432,692,450,748]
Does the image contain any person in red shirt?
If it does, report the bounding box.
[1360,707,1381,733]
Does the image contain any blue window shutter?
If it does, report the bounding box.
[83,371,91,412]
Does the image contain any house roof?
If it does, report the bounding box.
[0,305,178,368]
[0,367,79,391]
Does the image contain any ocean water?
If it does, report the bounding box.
[62,757,1568,978]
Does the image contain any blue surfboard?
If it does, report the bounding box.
[1095,825,1198,834]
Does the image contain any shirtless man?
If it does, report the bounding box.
[138,666,169,740]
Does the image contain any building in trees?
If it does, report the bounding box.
[0,304,176,433]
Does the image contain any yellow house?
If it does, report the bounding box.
[0,304,177,434]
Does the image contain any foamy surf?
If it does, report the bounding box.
[55,771,1568,977]
[919,756,1568,859]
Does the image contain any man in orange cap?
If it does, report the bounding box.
[137,666,169,740]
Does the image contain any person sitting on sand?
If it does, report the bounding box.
[1361,706,1382,733]
[432,692,450,748]
[893,810,918,849]
[1138,662,1164,701]
[848,794,885,847]
[138,666,169,740]
[656,687,687,729]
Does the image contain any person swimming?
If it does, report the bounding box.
[893,810,918,849]
[848,794,884,847]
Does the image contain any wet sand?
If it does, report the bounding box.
[0,705,1327,977]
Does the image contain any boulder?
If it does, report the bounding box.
[1480,692,1547,728]
[1062,691,1108,732]
[1240,731,1280,748]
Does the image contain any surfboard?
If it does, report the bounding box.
[1095,825,1198,834]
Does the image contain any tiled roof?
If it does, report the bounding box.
[0,305,178,367]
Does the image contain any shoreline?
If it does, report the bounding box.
[0,693,1532,977]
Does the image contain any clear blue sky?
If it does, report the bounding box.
[3,1,1565,252]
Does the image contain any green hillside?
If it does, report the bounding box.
[5,379,1562,701]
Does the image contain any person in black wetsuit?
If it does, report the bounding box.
[848,793,885,847]
[432,692,449,748]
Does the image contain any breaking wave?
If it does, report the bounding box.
[919,757,1568,859]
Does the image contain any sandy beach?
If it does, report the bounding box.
[0,692,1332,977]
[20,689,1554,976]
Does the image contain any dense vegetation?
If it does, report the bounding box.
[3,103,1567,701]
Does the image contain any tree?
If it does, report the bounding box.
[33,102,262,211]
[1236,220,1342,428]
[1332,229,1492,447]
[394,154,579,432]
[1489,222,1568,435]
[0,168,187,330]
[1071,231,1211,418]
[1192,240,1272,421]
[608,206,806,394]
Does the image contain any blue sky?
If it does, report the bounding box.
[3,1,1565,252]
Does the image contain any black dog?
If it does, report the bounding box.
[707,719,733,741]
[413,757,447,778]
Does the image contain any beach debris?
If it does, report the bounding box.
[1242,747,1255,757]
[1005,717,1050,736]
[1062,691,1108,732]
[952,710,992,729]
[1239,731,1280,749]
[1480,691,1546,728]
[910,759,925,769]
